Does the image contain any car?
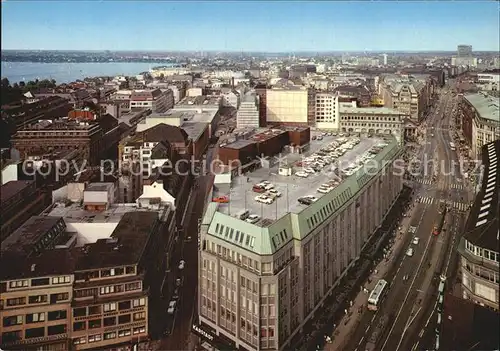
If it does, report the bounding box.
[412,237,420,245]
[304,195,318,202]
[212,196,229,203]
[246,214,260,224]
[298,197,313,205]
[252,185,266,193]
[176,277,183,287]
[304,167,316,174]
[317,186,333,194]
[178,260,186,270]
[172,288,180,300]
[406,248,414,257]
[264,184,275,190]
[167,300,177,314]
[256,195,273,204]
[267,189,282,197]
[295,171,309,178]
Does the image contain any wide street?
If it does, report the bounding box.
[341,79,474,351]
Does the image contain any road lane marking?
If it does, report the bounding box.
[380,206,434,351]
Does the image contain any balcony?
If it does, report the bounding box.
[1,333,68,347]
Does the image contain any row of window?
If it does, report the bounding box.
[343,115,398,122]
[464,240,499,263]
[72,312,144,331]
[2,324,67,343]
[213,223,256,249]
[74,266,137,281]
[7,276,70,289]
[5,293,69,307]
[72,326,145,345]
[3,310,67,327]
[73,298,146,317]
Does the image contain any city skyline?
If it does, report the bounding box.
[1,1,499,52]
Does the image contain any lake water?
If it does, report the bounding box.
[1,62,161,84]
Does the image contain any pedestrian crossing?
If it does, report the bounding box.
[413,179,467,190]
[416,196,470,211]
[416,179,434,185]
[450,183,467,190]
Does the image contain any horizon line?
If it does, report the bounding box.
[3,49,500,53]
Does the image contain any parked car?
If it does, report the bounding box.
[295,171,309,178]
[212,196,229,203]
[178,260,186,270]
[256,195,273,204]
[412,237,420,245]
[252,185,266,193]
[298,197,313,205]
[406,248,414,257]
[267,189,282,197]
[246,214,260,224]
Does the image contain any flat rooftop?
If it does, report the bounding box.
[1,216,64,255]
[1,180,34,203]
[182,122,209,142]
[48,203,155,224]
[215,135,386,223]
[75,211,158,270]
[463,93,500,123]
[339,106,404,115]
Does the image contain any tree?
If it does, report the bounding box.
[1,78,10,89]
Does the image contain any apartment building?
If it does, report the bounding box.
[314,93,339,129]
[457,140,499,311]
[221,88,241,109]
[70,211,162,350]
[459,93,500,158]
[197,136,403,350]
[0,216,75,351]
[378,75,433,122]
[339,106,406,144]
[129,89,174,113]
[236,93,260,129]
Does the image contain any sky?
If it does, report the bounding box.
[1,1,499,52]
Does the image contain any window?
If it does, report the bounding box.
[48,324,67,336]
[88,334,102,343]
[104,316,116,327]
[50,292,69,303]
[48,310,67,321]
[28,295,47,304]
[100,285,115,295]
[73,321,86,331]
[73,337,86,345]
[103,302,117,312]
[26,313,45,323]
[119,300,131,310]
[3,315,23,327]
[125,282,141,291]
[25,327,45,339]
[52,276,71,284]
[133,326,146,335]
[104,332,116,340]
[133,298,145,307]
[9,280,28,289]
[31,278,50,287]
[118,314,131,324]
[88,319,102,329]
[118,329,131,337]
[73,307,87,317]
[133,312,146,321]
[126,266,136,274]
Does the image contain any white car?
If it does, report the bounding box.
[304,167,316,174]
[412,237,420,245]
[304,195,318,202]
[406,248,414,257]
[246,214,260,224]
[317,187,333,194]
[178,260,185,270]
[295,171,309,178]
[256,195,273,204]
[267,189,282,197]
[167,300,177,314]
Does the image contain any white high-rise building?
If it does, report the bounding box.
[237,92,260,128]
[315,93,339,129]
[383,54,388,66]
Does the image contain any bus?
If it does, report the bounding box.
[449,142,456,151]
[367,279,389,311]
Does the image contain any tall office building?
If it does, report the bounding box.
[383,54,388,66]
[236,93,260,129]
[457,45,473,57]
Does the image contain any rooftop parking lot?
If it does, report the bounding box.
[216,135,386,225]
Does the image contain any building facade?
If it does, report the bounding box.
[197,138,403,350]
[236,93,260,129]
[457,140,499,311]
[459,93,500,158]
[129,89,174,113]
[314,93,339,130]
[265,87,313,126]
[339,107,406,143]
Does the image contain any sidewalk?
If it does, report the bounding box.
[326,203,420,351]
